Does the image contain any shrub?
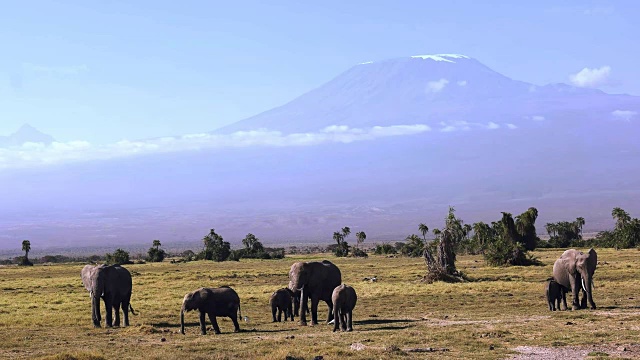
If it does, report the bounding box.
[374,243,397,255]
[351,248,368,258]
[105,249,132,265]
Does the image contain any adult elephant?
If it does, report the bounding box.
[288,260,341,326]
[81,264,136,327]
[552,248,597,310]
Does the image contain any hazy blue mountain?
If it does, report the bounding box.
[1,54,639,251]
[0,124,55,148]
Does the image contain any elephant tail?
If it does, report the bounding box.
[129,304,137,316]
[238,302,248,322]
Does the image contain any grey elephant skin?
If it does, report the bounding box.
[81,264,135,328]
[288,260,341,326]
[553,248,597,310]
[545,278,567,311]
[180,286,243,335]
[331,284,357,332]
[270,288,294,322]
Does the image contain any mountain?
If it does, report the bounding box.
[0,124,55,148]
[0,54,639,251]
[218,54,638,133]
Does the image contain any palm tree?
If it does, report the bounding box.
[612,207,630,230]
[22,240,31,259]
[575,217,585,235]
[418,223,429,240]
[333,231,344,245]
[341,227,351,240]
[545,223,557,238]
[152,240,161,251]
[355,231,366,249]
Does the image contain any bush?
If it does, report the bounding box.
[351,248,368,258]
[146,247,166,262]
[374,243,397,255]
[105,249,132,265]
[202,229,231,262]
[17,256,33,266]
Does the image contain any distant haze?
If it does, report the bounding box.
[1,54,639,253]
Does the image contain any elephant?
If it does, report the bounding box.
[270,288,294,322]
[553,248,597,310]
[81,264,136,328]
[331,284,357,332]
[545,278,567,311]
[288,259,342,326]
[180,286,243,335]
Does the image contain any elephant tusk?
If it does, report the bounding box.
[581,278,587,292]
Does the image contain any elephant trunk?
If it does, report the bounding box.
[180,306,186,335]
[91,292,101,327]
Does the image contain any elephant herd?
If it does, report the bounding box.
[81,259,358,334]
[80,249,599,334]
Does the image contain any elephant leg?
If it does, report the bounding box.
[271,305,277,322]
[580,289,588,309]
[561,290,568,311]
[123,301,130,327]
[113,302,121,327]
[341,313,347,331]
[199,311,207,335]
[104,298,113,327]
[310,296,320,325]
[569,276,580,310]
[230,313,240,333]
[277,308,282,322]
[333,308,340,332]
[299,291,309,326]
[346,310,353,332]
[209,313,221,334]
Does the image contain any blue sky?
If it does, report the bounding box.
[1,0,638,143]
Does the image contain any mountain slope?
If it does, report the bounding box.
[0,124,55,147]
[217,54,638,133]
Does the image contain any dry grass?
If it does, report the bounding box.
[1,249,639,359]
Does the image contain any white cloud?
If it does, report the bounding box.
[525,115,545,121]
[487,122,500,129]
[569,66,611,88]
[0,125,431,169]
[427,78,449,93]
[457,80,467,86]
[23,63,89,75]
[506,124,518,129]
[611,110,638,121]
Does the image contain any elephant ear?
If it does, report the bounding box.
[587,248,598,275]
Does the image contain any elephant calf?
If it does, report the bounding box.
[270,288,294,322]
[180,286,243,335]
[546,278,567,311]
[331,284,357,332]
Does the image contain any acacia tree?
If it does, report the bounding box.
[242,233,264,254]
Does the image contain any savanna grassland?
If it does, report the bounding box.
[1,249,639,360]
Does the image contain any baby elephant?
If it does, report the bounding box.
[332,284,357,332]
[546,278,567,311]
[180,286,243,335]
[270,288,294,322]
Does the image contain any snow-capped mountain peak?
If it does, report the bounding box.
[410,54,471,63]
